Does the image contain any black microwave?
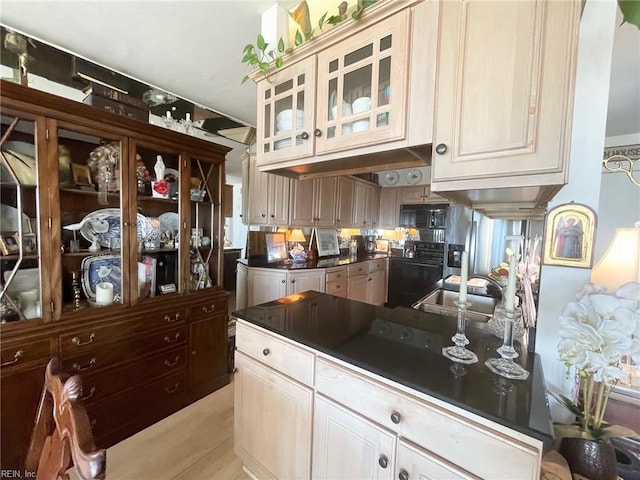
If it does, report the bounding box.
[400,205,448,228]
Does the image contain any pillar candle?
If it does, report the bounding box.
[95,282,114,305]
[505,253,517,313]
[459,251,468,304]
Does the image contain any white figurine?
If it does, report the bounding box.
[154,155,165,181]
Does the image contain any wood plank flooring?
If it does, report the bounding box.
[70,382,248,480]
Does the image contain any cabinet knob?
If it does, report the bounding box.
[281,279,286,284]
[262,348,270,356]
[301,131,310,140]
[378,455,389,469]
[270,214,274,218]
[390,411,401,424]
[291,279,295,283]
[399,469,409,480]
[314,128,322,137]
[261,214,266,218]
[435,143,448,154]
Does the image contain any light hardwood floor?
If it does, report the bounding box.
[71,382,248,480]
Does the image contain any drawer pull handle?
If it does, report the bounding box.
[72,333,96,346]
[164,313,181,323]
[390,411,401,424]
[165,382,180,394]
[1,350,24,367]
[262,348,270,356]
[164,356,180,367]
[378,455,388,469]
[82,387,96,401]
[164,332,181,344]
[399,468,409,480]
[201,304,216,313]
[73,358,96,372]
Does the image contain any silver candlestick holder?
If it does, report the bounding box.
[485,308,529,380]
[442,300,478,364]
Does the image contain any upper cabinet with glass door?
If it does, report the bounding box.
[0,112,45,323]
[252,1,436,173]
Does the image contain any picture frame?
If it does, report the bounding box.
[71,163,93,186]
[0,231,20,256]
[542,202,597,268]
[316,228,340,257]
[265,232,287,263]
[21,232,37,254]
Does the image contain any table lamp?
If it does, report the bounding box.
[289,229,307,263]
[591,222,640,291]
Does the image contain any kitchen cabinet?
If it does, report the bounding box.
[252,1,437,177]
[234,328,313,480]
[430,0,581,217]
[335,176,355,228]
[289,270,326,295]
[0,80,230,466]
[289,177,337,227]
[396,439,472,480]
[246,153,290,226]
[377,187,399,229]
[325,266,347,298]
[353,180,380,229]
[246,267,326,307]
[397,186,446,205]
[347,259,387,306]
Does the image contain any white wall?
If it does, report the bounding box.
[535,0,617,421]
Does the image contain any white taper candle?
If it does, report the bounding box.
[459,251,468,304]
[505,253,517,313]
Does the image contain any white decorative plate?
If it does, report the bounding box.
[158,212,179,233]
[79,209,147,247]
[406,169,423,185]
[383,171,400,186]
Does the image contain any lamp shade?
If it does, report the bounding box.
[288,229,306,243]
[591,224,640,291]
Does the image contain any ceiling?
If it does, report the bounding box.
[0,1,638,181]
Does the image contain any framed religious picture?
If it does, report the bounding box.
[71,163,93,187]
[542,202,597,268]
[315,228,340,257]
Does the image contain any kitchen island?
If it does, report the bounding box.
[232,291,553,480]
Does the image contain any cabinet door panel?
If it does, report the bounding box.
[248,270,287,307]
[397,440,473,480]
[347,274,368,304]
[234,352,312,480]
[189,316,227,393]
[314,177,338,227]
[353,182,367,228]
[267,174,290,226]
[335,177,355,228]
[399,186,427,205]
[289,179,315,227]
[378,187,399,229]
[248,157,269,224]
[367,269,386,306]
[432,0,579,183]
[313,395,395,480]
[288,271,326,296]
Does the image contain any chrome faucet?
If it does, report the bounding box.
[468,274,504,300]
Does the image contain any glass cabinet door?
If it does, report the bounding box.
[0,113,44,323]
[186,155,222,293]
[134,142,181,301]
[315,11,409,154]
[256,56,316,164]
[55,123,127,316]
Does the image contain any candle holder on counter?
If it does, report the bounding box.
[485,308,529,380]
[442,300,478,364]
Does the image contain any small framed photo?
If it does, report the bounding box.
[265,232,287,263]
[0,232,20,256]
[71,163,93,186]
[22,232,37,254]
[542,202,597,268]
[316,228,340,257]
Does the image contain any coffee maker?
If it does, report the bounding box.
[365,235,376,254]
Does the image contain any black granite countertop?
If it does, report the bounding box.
[232,291,554,448]
[238,253,389,270]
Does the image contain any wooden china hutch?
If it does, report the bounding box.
[0,80,231,470]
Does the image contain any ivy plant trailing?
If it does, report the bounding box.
[241,0,378,83]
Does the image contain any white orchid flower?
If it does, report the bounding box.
[574,283,607,301]
[617,282,640,302]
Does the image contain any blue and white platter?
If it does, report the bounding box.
[79,209,148,247]
[81,254,122,300]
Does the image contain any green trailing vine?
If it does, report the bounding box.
[241,0,378,83]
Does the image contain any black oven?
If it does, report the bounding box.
[386,242,444,308]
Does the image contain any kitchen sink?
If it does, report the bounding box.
[412,289,499,323]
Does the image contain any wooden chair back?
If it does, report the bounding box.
[25,357,106,480]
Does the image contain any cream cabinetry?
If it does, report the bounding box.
[353,180,381,229]
[430,0,581,217]
[377,187,399,229]
[252,1,437,177]
[397,186,446,205]
[335,176,355,228]
[245,267,325,308]
[347,259,387,306]
[234,351,312,480]
[289,177,338,227]
[325,266,348,298]
[396,439,472,480]
[247,154,290,226]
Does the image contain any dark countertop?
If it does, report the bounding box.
[238,253,390,270]
[232,291,554,448]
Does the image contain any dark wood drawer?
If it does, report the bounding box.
[87,369,187,444]
[1,337,54,376]
[60,324,187,374]
[189,297,227,322]
[59,308,186,353]
[80,346,187,405]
